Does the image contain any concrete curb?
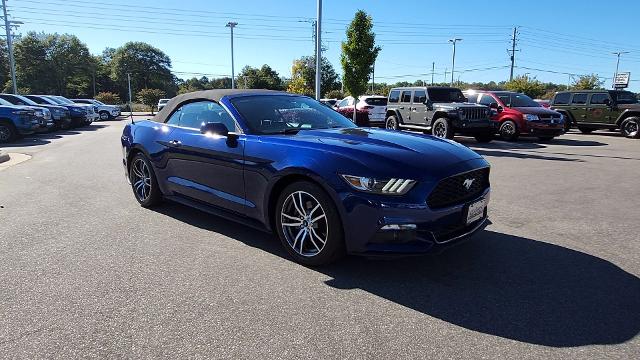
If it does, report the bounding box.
[0,150,9,164]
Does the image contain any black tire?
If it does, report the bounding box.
[563,114,572,132]
[578,127,594,134]
[0,121,17,143]
[498,120,519,141]
[385,115,399,130]
[129,153,162,207]
[432,118,453,139]
[99,111,110,121]
[538,136,555,142]
[474,133,494,143]
[275,181,345,266]
[621,117,640,138]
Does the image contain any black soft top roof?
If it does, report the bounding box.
[151,89,286,123]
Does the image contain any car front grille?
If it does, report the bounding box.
[538,114,562,124]
[427,167,490,209]
[460,107,488,120]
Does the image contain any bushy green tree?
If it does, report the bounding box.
[341,10,381,120]
[95,91,121,104]
[504,75,545,99]
[572,74,604,90]
[325,89,344,99]
[110,42,176,101]
[136,88,165,114]
[237,64,283,90]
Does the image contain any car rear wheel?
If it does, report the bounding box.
[498,120,519,141]
[432,118,453,139]
[0,121,16,143]
[577,127,594,134]
[99,111,110,121]
[275,181,345,266]
[129,153,162,207]
[621,117,640,138]
[385,115,398,130]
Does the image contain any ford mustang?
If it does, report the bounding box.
[121,90,491,265]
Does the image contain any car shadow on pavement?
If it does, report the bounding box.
[0,125,108,148]
[151,203,640,348]
[459,137,608,150]
[472,149,584,162]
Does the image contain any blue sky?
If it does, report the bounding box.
[10,0,640,91]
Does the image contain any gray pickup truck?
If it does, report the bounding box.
[385,86,495,142]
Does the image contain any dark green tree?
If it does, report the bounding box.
[341,10,380,120]
[238,64,283,90]
[137,88,165,114]
[110,42,176,100]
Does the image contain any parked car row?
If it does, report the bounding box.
[0,94,120,144]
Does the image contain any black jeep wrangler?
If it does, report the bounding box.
[385,86,495,142]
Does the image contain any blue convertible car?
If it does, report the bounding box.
[121,90,490,265]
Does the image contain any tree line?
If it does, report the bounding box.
[0,13,626,109]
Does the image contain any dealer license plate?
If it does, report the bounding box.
[466,198,488,225]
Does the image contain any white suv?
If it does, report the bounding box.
[335,95,388,125]
[73,99,121,120]
[158,98,170,111]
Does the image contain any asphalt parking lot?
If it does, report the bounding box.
[0,118,638,358]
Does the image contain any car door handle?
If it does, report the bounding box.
[167,140,182,147]
[398,106,405,110]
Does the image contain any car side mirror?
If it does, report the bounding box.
[489,102,499,109]
[603,99,611,106]
[200,122,229,136]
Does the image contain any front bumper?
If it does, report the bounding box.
[522,121,564,137]
[341,187,490,255]
[452,118,496,133]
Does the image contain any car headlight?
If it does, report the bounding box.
[523,114,539,121]
[34,110,44,117]
[340,175,416,195]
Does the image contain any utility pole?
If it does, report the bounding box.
[127,72,132,115]
[443,68,448,83]
[226,21,237,89]
[315,0,322,100]
[371,61,375,93]
[2,0,20,94]
[448,38,462,86]
[612,51,629,89]
[509,27,519,81]
[431,62,435,85]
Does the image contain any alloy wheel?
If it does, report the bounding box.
[433,122,446,137]
[280,191,328,257]
[624,120,638,137]
[501,122,515,136]
[99,112,109,120]
[0,125,10,142]
[386,118,396,130]
[131,158,152,202]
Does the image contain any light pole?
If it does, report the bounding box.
[612,51,629,89]
[315,0,322,100]
[448,38,462,87]
[226,21,238,89]
[2,0,21,94]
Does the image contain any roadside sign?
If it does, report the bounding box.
[613,72,630,89]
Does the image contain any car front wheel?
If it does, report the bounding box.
[498,120,519,141]
[129,153,162,207]
[99,111,110,121]
[621,117,640,138]
[275,181,345,266]
[432,118,453,139]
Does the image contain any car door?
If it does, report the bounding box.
[586,93,614,125]
[569,93,588,123]
[163,100,247,214]
[411,89,428,125]
[399,90,413,123]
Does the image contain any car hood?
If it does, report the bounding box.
[272,127,486,180]
[433,102,486,110]
[511,106,560,116]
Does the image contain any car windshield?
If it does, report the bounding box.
[159,99,169,104]
[55,96,75,104]
[427,88,467,103]
[508,94,541,107]
[13,94,40,106]
[230,95,357,135]
[364,97,387,106]
[614,91,638,104]
[44,96,66,105]
[0,97,14,106]
[93,100,105,105]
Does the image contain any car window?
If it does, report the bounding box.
[590,93,610,105]
[169,101,236,130]
[498,96,511,107]
[0,94,26,105]
[613,91,638,104]
[466,93,478,103]
[365,97,387,106]
[400,91,412,103]
[230,95,356,135]
[413,90,426,103]
[426,88,466,103]
[337,99,349,108]
[166,108,181,125]
[553,92,571,105]
[571,93,588,105]
[479,94,496,106]
[388,90,400,103]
